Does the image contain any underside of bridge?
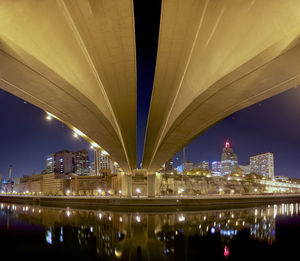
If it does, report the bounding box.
[142,0,300,172]
[1,1,300,198]
[0,0,137,173]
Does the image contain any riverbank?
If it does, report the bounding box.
[1,193,300,212]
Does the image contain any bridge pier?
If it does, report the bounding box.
[147,173,156,198]
[121,173,132,197]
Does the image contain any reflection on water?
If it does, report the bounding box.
[0,202,300,260]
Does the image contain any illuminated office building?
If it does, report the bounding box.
[211,161,221,176]
[250,152,274,179]
[46,149,89,175]
[220,139,238,175]
[75,149,89,175]
[195,161,209,170]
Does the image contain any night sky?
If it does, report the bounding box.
[1,1,300,179]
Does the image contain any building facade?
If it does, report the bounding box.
[94,150,118,177]
[194,161,209,171]
[211,161,222,176]
[46,149,89,175]
[75,149,89,175]
[250,152,274,179]
[239,165,251,175]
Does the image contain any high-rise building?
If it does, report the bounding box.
[94,150,118,177]
[75,149,89,175]
[250,152,274,179]
[54,150,76,174]
[46,149,89,175]
[184,161,194,171]
[211,161,222,175]
[220,139,238,175]
[46,154,55,173]
[176,161,194,173]
[164,159,173,172]
[195,161,209,170]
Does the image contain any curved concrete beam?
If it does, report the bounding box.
[0,0,136,172]
[143,0,300,171]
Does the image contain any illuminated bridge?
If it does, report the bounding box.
[1,0,300,196]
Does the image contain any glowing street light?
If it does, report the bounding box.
[136,188,141,197]
[46,115,52,120]
[73,132,78,138]
[178,188,184,195]
[178,215,185,222]
[66,190,70,196]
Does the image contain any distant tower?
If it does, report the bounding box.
[183,147,186,163]
[9,165,12,181]
[220,139,238,175]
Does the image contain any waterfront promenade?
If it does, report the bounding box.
[1,193,300,211]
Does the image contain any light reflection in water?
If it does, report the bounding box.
[0,202,300,260]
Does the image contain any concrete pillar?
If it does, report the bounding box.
[147,173,156,197]
[122,174,132,197]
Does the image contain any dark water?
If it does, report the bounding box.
[0,202,300,260]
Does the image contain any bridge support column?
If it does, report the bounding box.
[147,173,156,197]
[121,173,132,197]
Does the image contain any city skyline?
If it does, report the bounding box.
[1,0,300,179]
[1,85,300,178]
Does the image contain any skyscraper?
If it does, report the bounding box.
[46,149,89,175]
[46,154,55,173]
[54,150,76,174]
[211,161,221,175]
[94,150,118,177]
[75,149,89,175]
[250,152,274,179]
[220,139,238,175]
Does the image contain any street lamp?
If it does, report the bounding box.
[178,188,184,196]
[66,190,70,196]
[136,188,141,197]
[98,189,102,195]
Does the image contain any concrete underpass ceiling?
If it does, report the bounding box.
[142,0,300,172]
[1,1,300,173]
[0,0,136,172]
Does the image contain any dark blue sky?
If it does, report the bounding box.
[1,0,300,179]
[0,89,92,179]
[173,87,300,178]
[1,86,300,178]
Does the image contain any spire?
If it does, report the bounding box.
[225,139,230,148]
[9,165,12,181]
